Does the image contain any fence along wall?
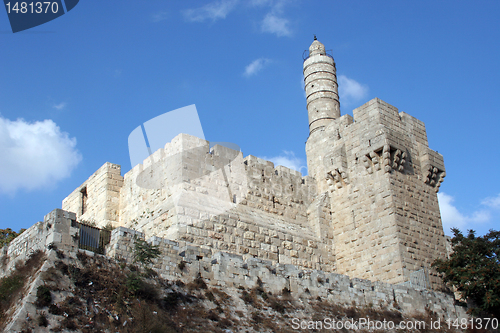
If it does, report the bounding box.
[0,209,113,279]
[75,222,111,254]
[106,225,467,321]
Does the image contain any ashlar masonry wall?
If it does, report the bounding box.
[61,98,447,289]
[62,162,123,228]
[306,98,447,287]
[106,226,467,321]
[0,209,79,280]
[62,134,335,272]
[0,211,467,326]
[117,134,335,272]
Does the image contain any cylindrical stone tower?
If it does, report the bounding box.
[303,37,340,134]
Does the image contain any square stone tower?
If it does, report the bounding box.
[304,38,447,287]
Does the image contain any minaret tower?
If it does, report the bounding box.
[303,38,448,288]
[303,36,340,135]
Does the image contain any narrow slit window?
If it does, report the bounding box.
[81,187,88,215]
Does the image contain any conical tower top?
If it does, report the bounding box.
[309,38,326,57]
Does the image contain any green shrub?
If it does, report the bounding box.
[126,272,143,294]
[142,267,158,278]
[37,312,48,327]
[35,285,52,308]
[133,238,161,266]
[433,228,500,318]
[0,276,23,301]
[270,300,285,313]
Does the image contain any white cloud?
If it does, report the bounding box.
[244,58,271,77]
[257,0,292,37]
[338,75,369,107]
[438,192,491,235]
[260,151,306,174]
[250,0,288,12]
[248,0,273,6]
[151,11,169,23]
[260,12,291,37]
[481,193,500,209]
[183,0,293,38]
[53,102,67,110]
[184,0,238,22]
[0,116,82,194]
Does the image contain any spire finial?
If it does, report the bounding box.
[313,34,317,41]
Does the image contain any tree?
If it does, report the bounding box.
[433,228,500,318]
[133,238,161,267]
[0,228,26,248]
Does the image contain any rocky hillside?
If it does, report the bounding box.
[0,247,479,333]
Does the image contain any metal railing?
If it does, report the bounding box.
[72,221,111,254]
[302,49,335,62]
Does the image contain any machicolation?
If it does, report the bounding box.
[1,38,465,331]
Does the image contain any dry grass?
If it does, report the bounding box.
[0,250,45,328]
[6,248,479,333]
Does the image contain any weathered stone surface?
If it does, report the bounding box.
[0,209,464,328]
[304,40,447,288]
[58,39,447,291]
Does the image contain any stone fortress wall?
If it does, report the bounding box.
[62,100,447,287]
[61,37,448,289]
[303,38,447,288]
[62,162,123,228]
[63,133,335,272]
[0,37,463,328]
[106,224,466,321]
[0,209,467,323]
[0,210,79,280]
[306,98,447,287]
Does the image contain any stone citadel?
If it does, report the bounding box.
[58,38,447,289]
[0,39,463,331]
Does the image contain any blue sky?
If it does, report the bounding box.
[1,0,499,237]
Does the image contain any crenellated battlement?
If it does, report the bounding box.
[61,38,448,290]
[62,133,335,272]
[304,39,447,289]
